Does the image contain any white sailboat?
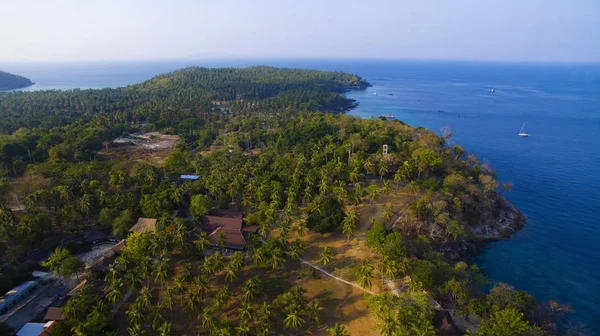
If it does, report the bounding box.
[518,123,530,137]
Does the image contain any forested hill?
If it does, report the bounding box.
[0,70,33,91]
[0,66,369,133]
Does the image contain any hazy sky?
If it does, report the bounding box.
[1,0,599,62]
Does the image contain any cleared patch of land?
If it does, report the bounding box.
[100,132,180,165]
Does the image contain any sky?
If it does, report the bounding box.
[1,0,599,62]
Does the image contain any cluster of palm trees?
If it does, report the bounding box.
[82,220,329,335]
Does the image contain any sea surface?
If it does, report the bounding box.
[1,59,599,331]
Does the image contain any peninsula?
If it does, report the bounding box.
[0,67,568,336]
[0,70,33,91]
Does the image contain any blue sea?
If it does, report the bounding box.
[1,59,599,331]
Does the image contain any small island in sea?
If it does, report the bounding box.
[0,70,33,90]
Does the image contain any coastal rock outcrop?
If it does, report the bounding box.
[468,197,525,241]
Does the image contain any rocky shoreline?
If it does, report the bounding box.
[469,197,526,241]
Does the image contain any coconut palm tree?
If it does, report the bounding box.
[237,301,253,322]
[288,239,305,260]
[356,260,374,289]
[194,231,210,253]
[269,248,286,270]
[217,231,227,249]
[381,205,393,222]
[258,302,272,324]
[193,275,209,298]
[342,209,359,243]
[225,264,238,283]
[213,252,225,271]
[153,258,171,292]
[183,289,202,316]
[127,324,146,336]
[236,321,251,336]
[378,256,398,282]
[327,323,348,336]
[104,264,120,284]
[137,287,153,310]
[214,285,231,310]
[283,303,306,329]
[126,303,146,325]
[201,307,217,329]
[157,321,173,336]
[151,304,166,331]
[319,247,333,265]
[242,276,261,301]
[230,251,245,270]
[306,300,323,325]
[106,285,124,304]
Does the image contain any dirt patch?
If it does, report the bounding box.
[100,132,180,165]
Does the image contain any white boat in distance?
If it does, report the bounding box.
[519,122,530,137]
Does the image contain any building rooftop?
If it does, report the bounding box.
[67,279,87,297]
[199,212,256,250]
[129,218,157,234]
[43,307,64,321]
[111,239,126,254]
[16,321,55,336]
[180,174,200,180]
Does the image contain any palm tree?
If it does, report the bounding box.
[151,304,166,331]
[161,288,175,315]
[306,300,323,325]
[349,168,362,184]
[258,302,272,324]
[236,321,251,336]
[106,285,124,304]
[237,301,253,322]
[356,260,374,289]
[157,321,173,336]
[327,323,348,336]
[288,239,305,260]
[342,209,359,243]
[127,271,144,292]
[217,231,227,249]
[230,251,245,270]
[378,256,398,282]
[283,304,306,329]
[192,233,209,255]
[269,248,286,270]
[127,324,146,336]
[105,264,120,284]
[363,159,374,178]
[242,276,261,301]
[214,285,232,310]
[126,303,146,325]
[153,258,171,292]
[381,205,393,222]
[381,179,391,195]
[367,184,380,204]
[183,289,202,315]
[137,286,153,310]
[378,161,389,181]
[225,265,238,283]
[293,219,308,237]
[193,275,209,298]
[319,247,334,265]
[201,307,217,329]
[213,252,225,271]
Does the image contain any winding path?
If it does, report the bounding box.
[297,257,375,295]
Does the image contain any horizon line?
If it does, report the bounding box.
[1,56,600,66]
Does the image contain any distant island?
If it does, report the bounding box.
[0,70,33,90]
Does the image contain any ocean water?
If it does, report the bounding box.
[1,59,599,330]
